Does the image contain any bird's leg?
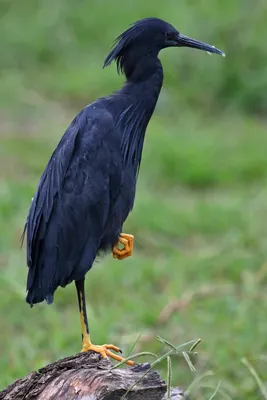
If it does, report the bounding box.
[75,279,134,366]
[113,233,134,260]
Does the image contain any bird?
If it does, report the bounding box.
[24,17,224,366]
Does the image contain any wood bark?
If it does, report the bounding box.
[0,352,186,400]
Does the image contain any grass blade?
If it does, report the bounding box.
[242,357,267,400]
[185,371,214,396]
[157,335,177,350]
[182,351,196,372]
[167,356,172,399]
[120,347,177,399]
[189,338,201,352]
[126,332,142,357]
[111,351,158,370]
[208,380,222,399]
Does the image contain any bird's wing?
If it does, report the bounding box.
[25,107,122,304]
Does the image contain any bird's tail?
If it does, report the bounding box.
[26,268,55,306]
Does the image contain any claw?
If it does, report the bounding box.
[113,233,134,260]
[82,340,134,366]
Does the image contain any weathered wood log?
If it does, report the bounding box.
[0,352,186,400]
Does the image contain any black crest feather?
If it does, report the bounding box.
[103,18,167,75]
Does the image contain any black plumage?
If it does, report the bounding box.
[24,17,224,363]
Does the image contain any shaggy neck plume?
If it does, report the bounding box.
[107,57,163,175]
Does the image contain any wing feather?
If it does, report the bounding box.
[25,107,121,305]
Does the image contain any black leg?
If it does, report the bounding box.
[75,279,90,342]
[74,279,134,365]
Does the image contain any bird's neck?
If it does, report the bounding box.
[114,58,163,175]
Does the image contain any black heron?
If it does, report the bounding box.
[24,18,224,365]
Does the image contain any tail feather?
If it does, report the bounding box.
[26,287,54,306]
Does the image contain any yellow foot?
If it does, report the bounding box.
[113,233,134,260]
[82,341,134,366]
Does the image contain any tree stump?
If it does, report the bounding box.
[0,352,186,400]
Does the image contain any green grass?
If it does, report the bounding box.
[1,1,267,399]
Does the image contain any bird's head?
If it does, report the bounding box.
[104,18,225,80]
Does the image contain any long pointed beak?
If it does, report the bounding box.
[178,33,225,56]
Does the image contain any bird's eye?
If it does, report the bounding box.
[166,31,177,40]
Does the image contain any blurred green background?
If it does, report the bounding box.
[1,0,267,398]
